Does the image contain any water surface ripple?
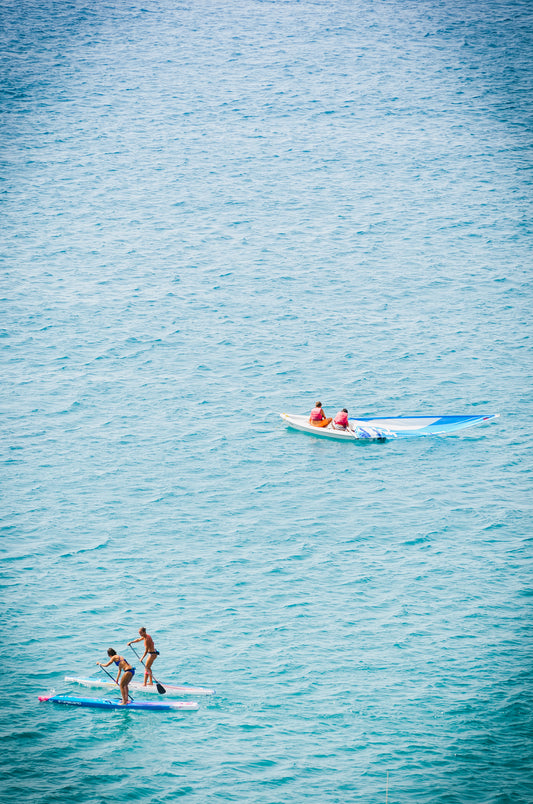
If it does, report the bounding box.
[1,1,532,802]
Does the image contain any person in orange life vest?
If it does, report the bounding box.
[309,401,332,428]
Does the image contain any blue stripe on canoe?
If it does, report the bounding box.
[349,415,498,437]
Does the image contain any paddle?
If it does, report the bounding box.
[129,644,166,694]
[97,663,134,702]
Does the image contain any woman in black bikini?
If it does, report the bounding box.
[128,627,159,687]
[97,649,135,705]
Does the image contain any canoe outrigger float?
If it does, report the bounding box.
[280,412,499,441]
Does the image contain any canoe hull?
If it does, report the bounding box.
[279,413,392,440]
[280,412,499,440]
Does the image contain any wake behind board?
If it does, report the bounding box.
[65,675,215,696]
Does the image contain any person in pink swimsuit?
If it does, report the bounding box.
[309,401,333,428]
[332,408,350,430]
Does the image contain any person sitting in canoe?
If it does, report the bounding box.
[332,408,349,430]
[97,649,135,705]
[127,627,160,687]
[309,401,333,428]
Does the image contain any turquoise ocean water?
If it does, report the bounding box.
[1,0,532,801]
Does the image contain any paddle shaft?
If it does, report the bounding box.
[97,663,134,701]
[129,644,166,694]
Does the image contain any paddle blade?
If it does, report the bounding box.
[156,682,166,695]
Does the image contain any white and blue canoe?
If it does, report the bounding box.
[280,412,499,441]
[65,676,215,696]
[39,693,199,711]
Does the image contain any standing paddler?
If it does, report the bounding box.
[127,627,160,687]
[97,649,135,705]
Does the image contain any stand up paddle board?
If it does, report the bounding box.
[39,694,199,711]
[65,676,215,696]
